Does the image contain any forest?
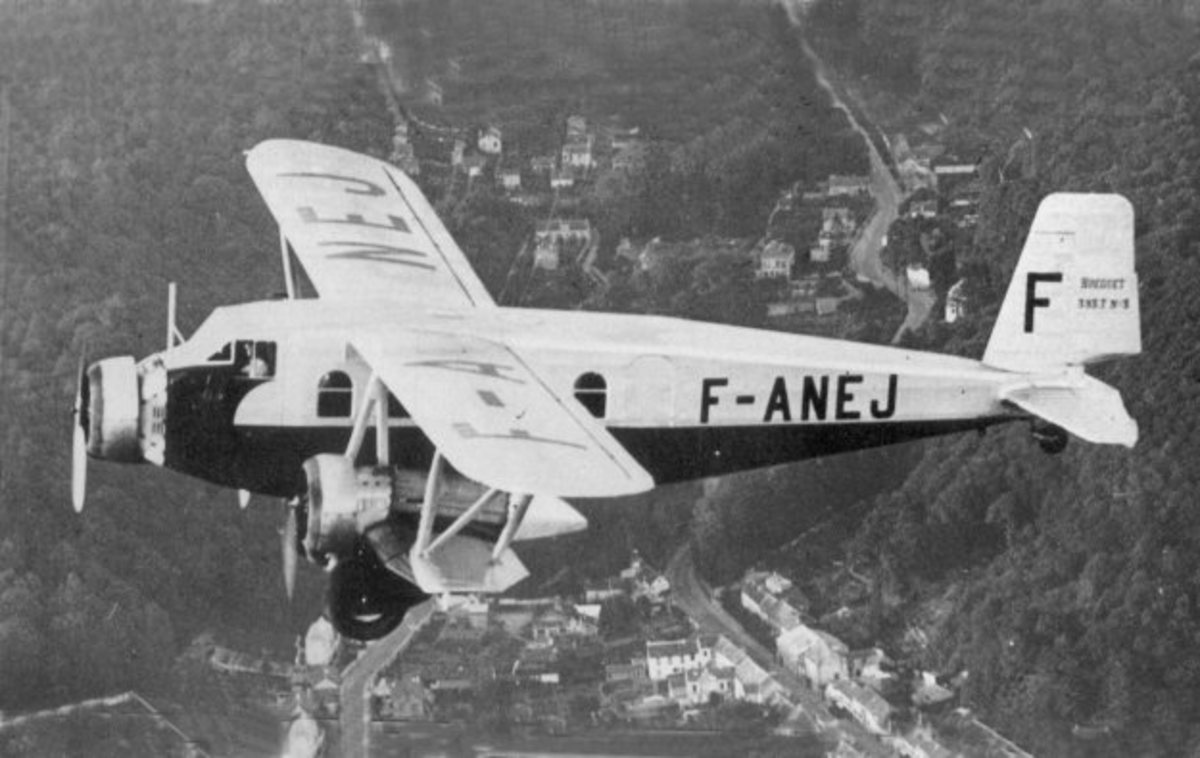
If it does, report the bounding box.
[747,0,1200,754]
[0,0,393,716]
[5,0,1199,755]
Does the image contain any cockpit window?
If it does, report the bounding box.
[207,340,276,379]
[318,371,353,418]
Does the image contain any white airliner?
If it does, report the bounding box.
[71,140,1140,639]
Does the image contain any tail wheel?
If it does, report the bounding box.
[1032,421,1068,454]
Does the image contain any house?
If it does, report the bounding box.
[777,624,849,688]
[498,167,522,191]
[550,169,575,190]
[908,188,939,219]
[646,638,712,681]
[562,135,596,170]
[492,600,541,635]
[606,660,648,683]
[913,671,955,708]
[530,155,556,174]
[379,674,431,720]
[442,595,489,629]
[451,139,465,167]
[530,605,569,643]
[477,125,502,155]
[710,636,788,706]
[756,240,796,280]
[611,126,641,151]
[685,665,738,706]
[584,578,626,603]
[853,648,894,691]
[826,679,892,736]
[566,115,588,139]
[791,275,821,299]
[741,571,806,632]
[827,174,870,197]
[534,240,559,271]
[890,726,956,758]
[535,218,593,247]
[932,158,978,195]
[812,229,837,264]
[514,646,560,685]
[906,264,931,291]
[462,153,488,179]
[945,279,967,323]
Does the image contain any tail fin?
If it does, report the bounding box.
[983,193,1141,373]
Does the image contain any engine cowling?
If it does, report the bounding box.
[83,356,143,463]
[300,454,395,563]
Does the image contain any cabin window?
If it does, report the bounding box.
[574,372,607,418]
[208,340,276,378]
[317,371,353,418]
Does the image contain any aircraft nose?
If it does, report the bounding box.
[83,356,144,463]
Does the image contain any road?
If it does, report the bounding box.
[665,547,833,729]
[666,545,891,750]
[338,600,435,758]
[794,30,937,343]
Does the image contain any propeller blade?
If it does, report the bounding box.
[71,422,87,513]
[71,355,88,513]
[282,502,299,601]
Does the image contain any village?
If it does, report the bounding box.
[182,544,1041,758]
[382,88,985,340]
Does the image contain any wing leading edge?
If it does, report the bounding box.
[350,329,654,498]
[246,139,494,308]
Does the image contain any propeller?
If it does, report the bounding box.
[281,499,301,601]
[71,355,89,513]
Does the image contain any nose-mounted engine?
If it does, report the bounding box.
[73,353,170,512]
[82,356,145,464]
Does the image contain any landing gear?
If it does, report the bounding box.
[1032,420,1068,454]
[327,538,428,641]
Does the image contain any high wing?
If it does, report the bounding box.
[246,139,495,308]
[350,329,654,498]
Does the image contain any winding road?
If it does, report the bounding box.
[791,16,936,342]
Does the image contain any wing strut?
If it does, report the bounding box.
[415,451,443,555]
[492,494,532,562]
[344,373,390,464]
[422,487,501,558]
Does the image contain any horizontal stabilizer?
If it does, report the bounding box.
[410,534,529,594]
[1002,374,1137,447]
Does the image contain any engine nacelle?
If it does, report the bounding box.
[84,356,143,463]
[300,454,396,563]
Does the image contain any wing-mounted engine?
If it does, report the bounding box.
[281,370,589,641]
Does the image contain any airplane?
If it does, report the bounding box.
[70,140,1141,640]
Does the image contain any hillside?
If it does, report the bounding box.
[0,0,391,711]
[774,2,1200,754]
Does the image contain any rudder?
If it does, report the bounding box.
[983,193,1141,373]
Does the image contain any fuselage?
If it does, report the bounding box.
[122,298,1026,498]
